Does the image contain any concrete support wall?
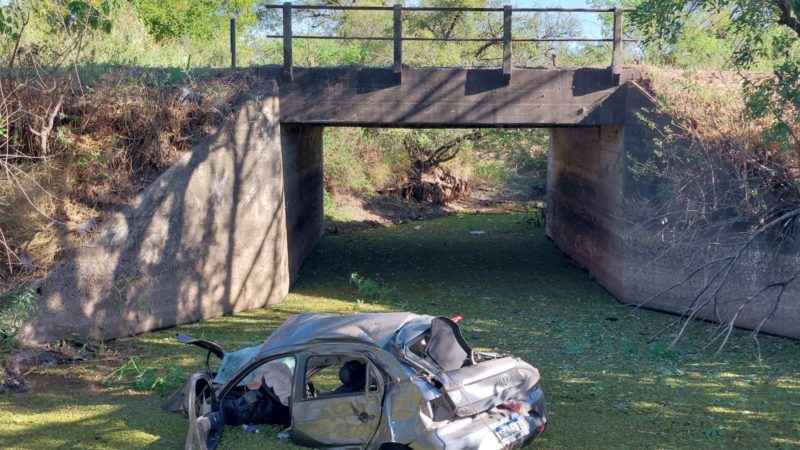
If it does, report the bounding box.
[281,125,324,282]
[20,81,324,345]
[547,84,800,339]
[546,126,627,297]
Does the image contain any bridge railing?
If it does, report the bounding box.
[256,3,635,84]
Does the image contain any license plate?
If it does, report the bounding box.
[494,417,525,444]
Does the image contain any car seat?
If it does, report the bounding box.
[425,316,475,371]
[333,360,367,394]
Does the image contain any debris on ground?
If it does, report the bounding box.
[1,343,93,394]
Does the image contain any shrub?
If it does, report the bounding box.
[349,272,394,304]
[0,285,39,345]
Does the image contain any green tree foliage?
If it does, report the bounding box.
[1,0,115,67]
[590,0,739,68]
[132,0,257,41]
[629,0,800,157]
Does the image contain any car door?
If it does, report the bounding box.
[291,352,384,448]
[185,373,223,450]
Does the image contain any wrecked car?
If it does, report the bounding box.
[166,312,546,449]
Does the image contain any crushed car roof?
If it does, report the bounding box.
[257,312,434,354]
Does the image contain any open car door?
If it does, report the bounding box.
[164,334,226,414]
[185,373,224,450]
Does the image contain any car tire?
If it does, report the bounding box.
[380,444,412,450]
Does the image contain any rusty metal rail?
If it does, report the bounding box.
[259,3,634,84]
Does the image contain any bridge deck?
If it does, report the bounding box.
[259,66,635,128]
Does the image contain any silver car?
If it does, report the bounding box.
[168,312,547,449]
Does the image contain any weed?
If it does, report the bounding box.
[55,126,73,147]
[107,357,185,396]
[518,206,545,227]
[649,341,678,360]
[561,340,584,356]
[0,285,39,345]
[475,161,511,187]
[349,272,394,304]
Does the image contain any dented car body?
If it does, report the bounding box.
[169,312,546,449]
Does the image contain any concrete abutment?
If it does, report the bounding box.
[20,81,325,344]
[281,125,325,283]
[546,85,800,339]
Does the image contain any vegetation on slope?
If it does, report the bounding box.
[0,70,255,295]
[620,67,800,351]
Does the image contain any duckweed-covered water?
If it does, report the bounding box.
[1,214,798,449]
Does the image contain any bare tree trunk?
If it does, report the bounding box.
[27,93,64,161]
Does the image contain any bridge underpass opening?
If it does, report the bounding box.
[279,122,629,329]
[281,120,630,304]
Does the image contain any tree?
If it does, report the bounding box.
[0,0,114,276]
[133,0,258,41]
[630,0,800,161]
[398,130,482,204]
[253,0,583,68]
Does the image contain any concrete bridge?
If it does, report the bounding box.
[20,64,657,342]
[20,66,799,343]
[19,5,799,343]
[271,66,630,127]
[268,63,649,297]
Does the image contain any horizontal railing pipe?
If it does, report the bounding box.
[259,5,635,12]
[266,4,635,83]
[265,35,637,43]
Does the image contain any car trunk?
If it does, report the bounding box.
[433,356,539,417]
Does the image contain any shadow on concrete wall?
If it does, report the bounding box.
[22,80,292,344]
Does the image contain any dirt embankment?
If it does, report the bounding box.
[632,67,799,231]
[0,70,259,294]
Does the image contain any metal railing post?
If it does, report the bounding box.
[393,4,402,75]
[503,5,512,78]
[230,18,236,68]
[611,6,623,84]
[283,2,293,82]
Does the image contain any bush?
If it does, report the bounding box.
[349,272,394,304]
[0,286,39,344]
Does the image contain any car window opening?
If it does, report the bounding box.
[220,356,295,428]
[304,356,378,399]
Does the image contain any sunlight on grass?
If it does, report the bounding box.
[0,395,178,449]
[1,213,798,449]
